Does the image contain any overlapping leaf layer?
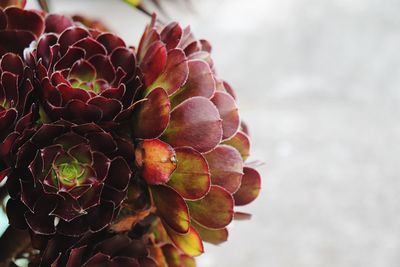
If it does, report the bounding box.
[0,3,262,267]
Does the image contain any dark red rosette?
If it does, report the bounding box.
[0,4,44,56]
[0,52,35,182]
[0,6,262,267]
[6,120,133,246]
[26,215,159,267]
[25,20,140,126]
[111,15,263,262]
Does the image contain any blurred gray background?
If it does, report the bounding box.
[2,0,399,266]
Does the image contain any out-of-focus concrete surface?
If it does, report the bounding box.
[1,0,398,266]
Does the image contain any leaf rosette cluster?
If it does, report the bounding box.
[0,2,262,267]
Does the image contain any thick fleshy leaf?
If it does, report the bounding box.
[5,7,44,36]
[54,47,85,71]
[74,37,107,59]
[187,51,213,69]
[96,33,126,53]
[146,49,188,96]
[69,60,96,82]
[186,185,234,229]
[151,184,189,233]
[180,255,196,267]
[132,87,170,139]
[86,51,111,75]
[88,96,122,121]
[1,52,24,76]
[233,167,261,206]
[234,212,252,220]
[160,22,182,50]
[161,244,182,267]
[62,100,102,123]
[163,223,204,257]
[167,147,210,200]
[135,139,177,185]
[105,157,131,191]
[0,31,35,56]
[110,209,152,233]
[140,41,167,87]
[58,27,89,55]
[170,60,215,108]
[45,14,74,34]
[192,220,228,245]
[222,131,250,161]
[211,91,240,140]
[162,97,222,153]
[204,145,243,193]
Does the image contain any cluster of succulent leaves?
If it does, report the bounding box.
[0,1,261,266]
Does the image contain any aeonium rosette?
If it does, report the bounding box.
[6,120,133,247]
[28,215,159,267]
[25,15,140,126]
[0,3,262,265]
[111,15,262,261]
[0,3,43,181]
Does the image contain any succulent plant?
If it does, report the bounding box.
[26,215,159,267]
[0,2,262,267]
[0,3,45,56]
[6,120,134,251]
[25,15,140,126]
[114,15,262,260]
[0,4,43,176]
[0,53,35,182]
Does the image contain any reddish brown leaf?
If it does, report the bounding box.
[192,220,228,245]
[222,131,251,161]
[180,255,196,267]
[233,167,261,206]
[163,222,204,257]
[167,147,210,200]
[162,97,222,153]
[135,139,177,185]
[146,49,189,96]
[132,87,170,139]
[211,91,240,140]
[151,184,190,234]
[187,185,234,229]
[162,244,181,267]
[204,145,243,194]
[234,211,252,220]
[170,60,215,108]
